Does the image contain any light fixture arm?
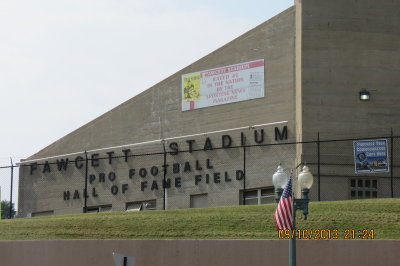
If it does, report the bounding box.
[275,188,283,203]
[293,198,309,220]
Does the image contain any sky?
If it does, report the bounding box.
[0,0,294,205]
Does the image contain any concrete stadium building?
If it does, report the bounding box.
[18,0,400,217]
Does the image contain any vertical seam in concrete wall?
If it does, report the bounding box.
[295,0,303,195]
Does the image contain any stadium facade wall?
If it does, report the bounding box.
[18,0,400,216]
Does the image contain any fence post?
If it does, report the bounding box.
[391,128,394,198]
[84,151,88,213]
[10,157,14,219]
[317,132,321,201]
[163,142,167,210]
[242,133,246,206]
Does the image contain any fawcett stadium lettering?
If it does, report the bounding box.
[27,126,287,200]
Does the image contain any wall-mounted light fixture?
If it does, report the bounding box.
[359,89,370,101]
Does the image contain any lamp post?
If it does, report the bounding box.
[273,164,314,266]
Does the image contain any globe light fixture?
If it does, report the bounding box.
[298,165,313,189]
[272,164,289,202]
[273,164,289,188]
[298,165,314,201]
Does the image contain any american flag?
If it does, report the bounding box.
[274,177,293,230]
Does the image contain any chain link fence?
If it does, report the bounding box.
[1,128,399,218]
[302,135,400,202]
[0,160,18,219]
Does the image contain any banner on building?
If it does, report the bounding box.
[353,139,389,173]
[182,59,265,111]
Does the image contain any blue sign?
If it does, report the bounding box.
[354,139,389,173]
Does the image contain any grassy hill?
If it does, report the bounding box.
[0,198,398,240]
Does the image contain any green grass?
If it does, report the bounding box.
[0,199,399,240]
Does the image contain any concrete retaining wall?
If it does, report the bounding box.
[0,239,398,266]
